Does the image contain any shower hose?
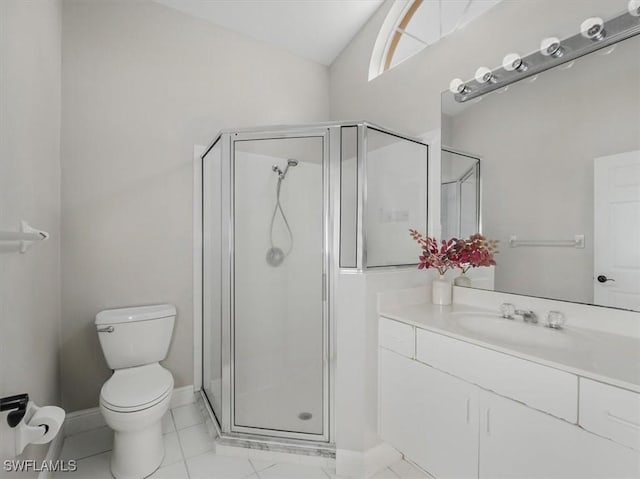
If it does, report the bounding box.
[267,177,294,266]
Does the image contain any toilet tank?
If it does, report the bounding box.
[95,304,176,370]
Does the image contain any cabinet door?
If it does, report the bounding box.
[380,348,479,479]
[479,391,640,479]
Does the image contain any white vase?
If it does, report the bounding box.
[432,274,452,305]
[454,272,472,287]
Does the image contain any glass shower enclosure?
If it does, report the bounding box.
[201,122,428,450]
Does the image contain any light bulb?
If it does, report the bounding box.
[581,17,606,41]
[629,0,640,16]
[540,37,564,57]
[449,78,469,95]
[475,67,497,84]
[502,53,528,72]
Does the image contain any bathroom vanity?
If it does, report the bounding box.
[378,290,640,478]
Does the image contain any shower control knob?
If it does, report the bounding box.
[597,275,615,283]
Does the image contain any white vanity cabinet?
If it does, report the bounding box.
[380,347,479,478]
[378,317,640,479]
[579,378,640,451]
[479,390,640,478]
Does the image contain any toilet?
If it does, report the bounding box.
[95,304,176,479]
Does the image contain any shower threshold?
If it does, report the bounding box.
[198,390,335,459]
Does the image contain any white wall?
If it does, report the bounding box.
[0,0,62,472]
[60,0,329,412]
[335,268,434,476]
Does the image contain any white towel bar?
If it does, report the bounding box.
[0,221,49,253]
[508,235,584,249]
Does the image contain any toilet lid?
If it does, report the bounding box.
[101,363,173,412]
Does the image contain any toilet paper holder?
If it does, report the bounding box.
[0,393,29,427]
[1,393,66,454]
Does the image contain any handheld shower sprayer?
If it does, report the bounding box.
[271,159,298,180]
[266,159,299,267]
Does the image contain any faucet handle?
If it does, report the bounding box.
[546,311,566,329]
[500,303,516,319]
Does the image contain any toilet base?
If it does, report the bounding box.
[111,421,164,479]
[101,391,172,479]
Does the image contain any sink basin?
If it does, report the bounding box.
[449,312,574,350]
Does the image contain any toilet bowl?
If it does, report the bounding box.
[95,304,176,479]
[100,363,173,479]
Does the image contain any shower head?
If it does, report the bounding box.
[272,159,298,180]
[279,159,298,180]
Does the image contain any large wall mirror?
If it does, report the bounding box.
[442,32,640,312]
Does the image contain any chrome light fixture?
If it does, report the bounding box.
[449,78,470,95]
[475,67,497,84]
[448,6,640,103]
[581,17,606,41]
[502,53,528,72]
[540,37,564,57]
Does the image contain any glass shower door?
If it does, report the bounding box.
[232,134,328,440]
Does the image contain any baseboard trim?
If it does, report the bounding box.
[336,442,401,479]
[170,385,195,409]
[64,407,105,437]
[36,425,66,479]
[64,385,194,437]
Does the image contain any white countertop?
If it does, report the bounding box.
[379,302,640,393]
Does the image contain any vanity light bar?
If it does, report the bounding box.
[450,5,640,103]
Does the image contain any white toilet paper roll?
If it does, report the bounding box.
[28,406,65,444]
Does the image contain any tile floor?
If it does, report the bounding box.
[55,401,429,479]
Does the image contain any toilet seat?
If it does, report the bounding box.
[101,363,173,413]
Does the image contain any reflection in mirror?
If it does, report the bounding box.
[442,33,640,311]
[441,149,480,239]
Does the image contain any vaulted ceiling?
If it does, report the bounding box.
[153,0,385,65]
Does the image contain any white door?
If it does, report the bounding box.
[479,391,640,479]
[594,150,640,310]
[379,348,479,479]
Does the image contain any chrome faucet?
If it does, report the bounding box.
[500,303,538,323]
[514,309,538,324]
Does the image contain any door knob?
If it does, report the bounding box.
[597,275,615,283]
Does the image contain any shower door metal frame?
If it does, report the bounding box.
[226,127,332,443]
[354,124,430,271]
[441,147,483,236]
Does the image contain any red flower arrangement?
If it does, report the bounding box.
[409,230,498,276]
[456,233,498,273]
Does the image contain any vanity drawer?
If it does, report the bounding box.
[416,329,578,422]
[579,378,640,451]
[379,317,415,359]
